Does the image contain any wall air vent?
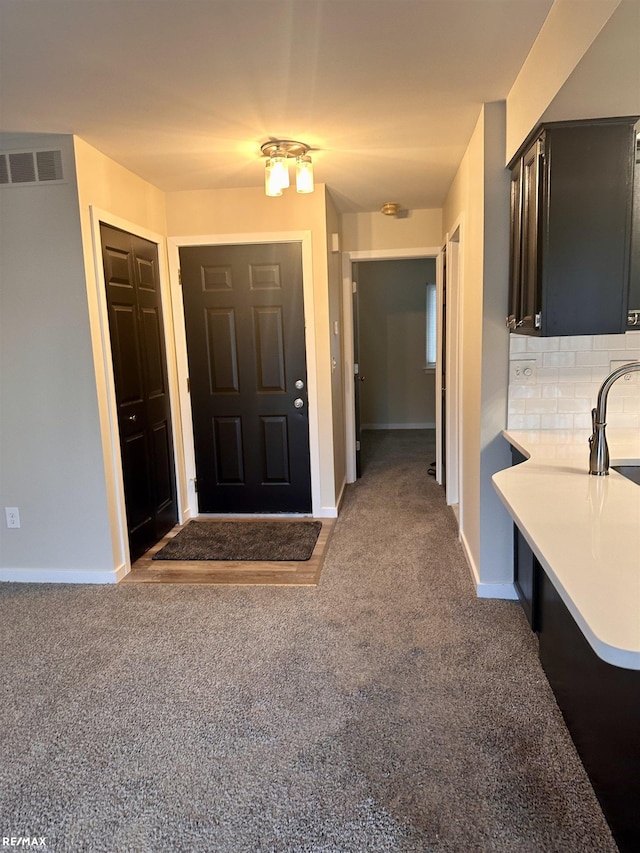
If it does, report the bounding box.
[0,150,64,186]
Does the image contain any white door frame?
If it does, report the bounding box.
[167,231,322,519]
[342,247,440,483]
[88,206,189,576]
[444,222,463,527]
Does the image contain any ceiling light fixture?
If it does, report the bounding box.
[380,202,400,217]
[261,140,314,196]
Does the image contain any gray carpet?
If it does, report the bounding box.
[0,430,617,853]
[152,520,322,562]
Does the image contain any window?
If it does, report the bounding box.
[426,282,437,367]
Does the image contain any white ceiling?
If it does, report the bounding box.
[0,0,555,212]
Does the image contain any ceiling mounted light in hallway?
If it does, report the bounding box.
[261,140,314,196]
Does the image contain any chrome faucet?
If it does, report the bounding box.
[589,362,640,475]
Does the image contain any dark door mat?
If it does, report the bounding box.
[152,520,323,562]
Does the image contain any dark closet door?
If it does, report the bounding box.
[179,242,311,513]
[101,223,178,562]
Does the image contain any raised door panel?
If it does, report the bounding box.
[205,308,239,394]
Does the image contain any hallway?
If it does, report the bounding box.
[0,432,615,852]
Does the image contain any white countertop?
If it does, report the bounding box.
[493,429,640,670]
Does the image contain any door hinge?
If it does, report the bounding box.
[193,478,198,493]
[178,269,182,286]
[186,377,190,393]
[356,440,361,451]
[352,281,357,293]
[535,312,542,329]
[354,362,359,375]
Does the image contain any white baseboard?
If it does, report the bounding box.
[460,528,479,589]
[459,529,518,600]
[476,582,519,600]
[0,565,125,584]
[318,506,338,518]
[362,423,435,430]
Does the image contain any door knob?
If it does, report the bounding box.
[293,398,304,409]
[295,379,305,390]
[359,375,366,381]
[127,414,137,422]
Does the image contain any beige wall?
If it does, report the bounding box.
[341,208,442,253]
[442,103,512,593]
[0,134,114,579]
[443,111,484,579]
[357,259,436,429]
[166,185,339,514]
[542,0,640,123]
[506,0,621,161]
[73,138,179,575]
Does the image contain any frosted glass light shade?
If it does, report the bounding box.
[265,158,282,197]
[296,155,314,193]
[271,153,290,190]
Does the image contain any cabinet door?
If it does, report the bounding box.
[514,525,539,630]
[519,138,543,332]
[508,162,522,328]
[628,131,640,327]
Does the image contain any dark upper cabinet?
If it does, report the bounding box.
[508,118,638,337]
[629,132,640,326]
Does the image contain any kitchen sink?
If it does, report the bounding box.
[612,465,640,486]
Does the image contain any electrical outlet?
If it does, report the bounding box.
[610,360,640,384]
[510,360,537,384]
[5,507,20,528]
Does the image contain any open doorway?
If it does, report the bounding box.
[352,257,437,475]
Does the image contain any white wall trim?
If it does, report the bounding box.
[343,246,441,484]
[460,527,517,599]
[0,565,127,584]
[87,206,189,578]
[460,527,479,588]
[435,244,445,485]
[167,231,322,519]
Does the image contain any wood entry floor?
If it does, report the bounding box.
[122,517,335,586]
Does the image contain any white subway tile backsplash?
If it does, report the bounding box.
[509,414,542,429]
[536,367,560,383]
[560,335,593,351]
[573,413,593,430]
[563,367,593,383]
[525,398,558,414]
[507,331,640,430]
[608,412,640,428]
[509,335,528,354]
[542,384,574,398]
[543,351,576,368]
[592,334,627,350]
[526,337,560,352]
[541,413,574,429]
[557,398,591,414]
[510,384,542,399]
[575,350,610,367]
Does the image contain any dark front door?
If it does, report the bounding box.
[179,242,312,513]
[101,224,178,562]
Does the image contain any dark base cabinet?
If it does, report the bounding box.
[513,525,539,631]
[537,572,640,853]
